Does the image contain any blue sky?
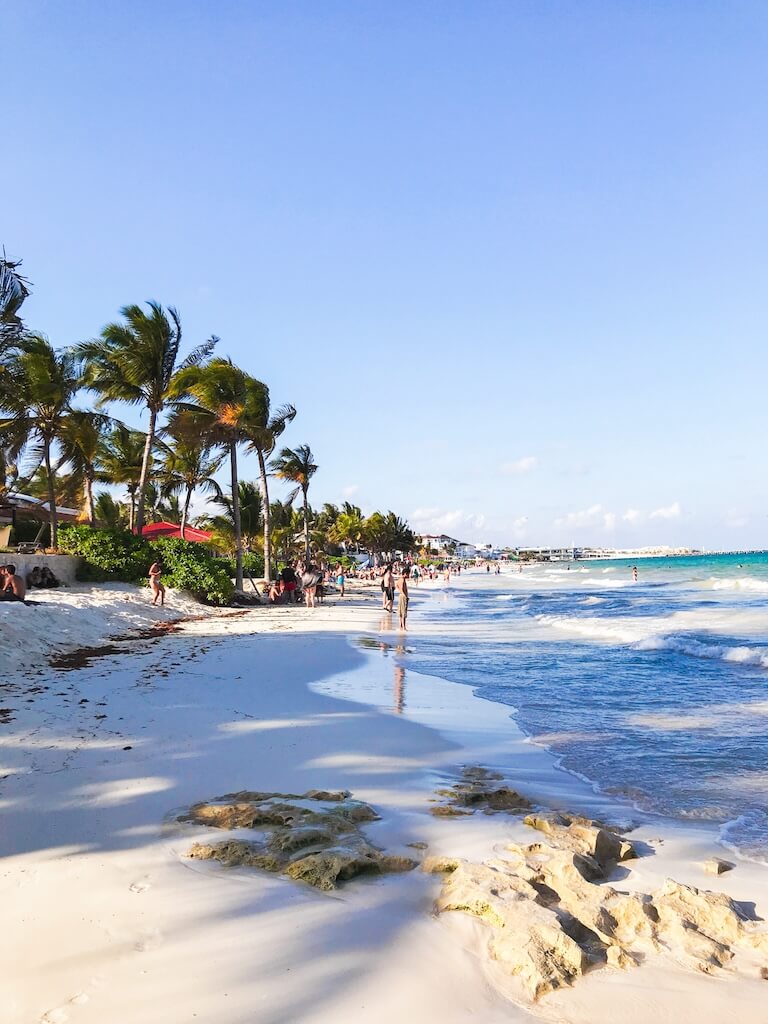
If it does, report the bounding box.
[4,2,767,549]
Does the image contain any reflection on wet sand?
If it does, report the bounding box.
[393,666,405,714]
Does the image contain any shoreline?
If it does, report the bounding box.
[3,581,768,1022]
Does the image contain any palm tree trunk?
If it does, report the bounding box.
[128,492,136,532]
[302,485,310,563]
[84,472,95,527]
[181,484,193,540]
[43,438,58,549]
[135,406,157,536]
[230,441,243,591]
[256,449,271,581]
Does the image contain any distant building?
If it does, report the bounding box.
[417,533,459,555]
[455,541,478,559]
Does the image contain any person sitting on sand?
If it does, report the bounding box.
[26,565,42,590]
[0,564,26,601]
[280,563,298,603]
[39,565,60,588]
[148,561,165,606]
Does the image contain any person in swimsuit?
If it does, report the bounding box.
[335,565,345,597]
[381,563,395,612]
[301,563,322,608]
[280,563,299,602]
[148,561,165,606]
[396,566,409,630]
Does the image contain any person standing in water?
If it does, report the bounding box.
[396,566,409,630]
[381,563,395,612]
[632,565,638,583]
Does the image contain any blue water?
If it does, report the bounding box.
[404,553,768,861]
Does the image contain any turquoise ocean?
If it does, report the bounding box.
[404,552,768,862]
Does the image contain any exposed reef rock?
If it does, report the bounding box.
[703,857,735,876]
[426,814,768,1000]
[182,790,416,891]
[431,766,533,816]
[523,812,639,870]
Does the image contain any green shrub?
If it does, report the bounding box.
[59,525,151,583]
[152,537,234,606]
[59,526,235,605]
[222,550,265,579]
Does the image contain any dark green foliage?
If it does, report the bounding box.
[59,526,234,605]
[222,550,265,579]
[152,537,234,606]
[59,525,151,583]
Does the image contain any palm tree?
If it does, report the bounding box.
[202,481,263,555]
[269,501,305,563]
[97,424,147,531]
[331,505,366,552]
[58,410,111,525]
[169,358,269,591]
[0,335,81,547]
[0,252,31,355]
[245,402,296,582]
[78,302,216,535]
[270,444,318,563]
[159,431,224,539]
[93,490,128,529]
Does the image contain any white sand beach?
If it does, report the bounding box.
[3,580,768,1024]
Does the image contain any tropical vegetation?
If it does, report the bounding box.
[0,252,418,603]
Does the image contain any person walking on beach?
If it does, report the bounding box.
[396,566,409,630]
[148,560,165,606]
[335,564,345,597]
[381,563,395,612]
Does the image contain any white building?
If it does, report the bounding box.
[417,534,460,556]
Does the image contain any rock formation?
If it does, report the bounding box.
[182,789,416,891]
[425,812,768,1000]
[430,766,533,816]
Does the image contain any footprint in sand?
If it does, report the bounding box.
[40,993,89,1022]
[134,927,162,952]
[129,878,151,894]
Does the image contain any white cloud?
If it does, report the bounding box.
[554,504,617,532]
[411,508,487,536]
[623,508,641,523]
[649,501,681,520]
[501,455,537,475]
[342,484,359,497]
[554,504,606,529]
[510,515,529,539]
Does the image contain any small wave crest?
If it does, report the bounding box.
[635,636,768,669]
[720,809,768,865]
[703,576,768,593]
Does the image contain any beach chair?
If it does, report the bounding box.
[16,523,46,554]
[0,525,11,549]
